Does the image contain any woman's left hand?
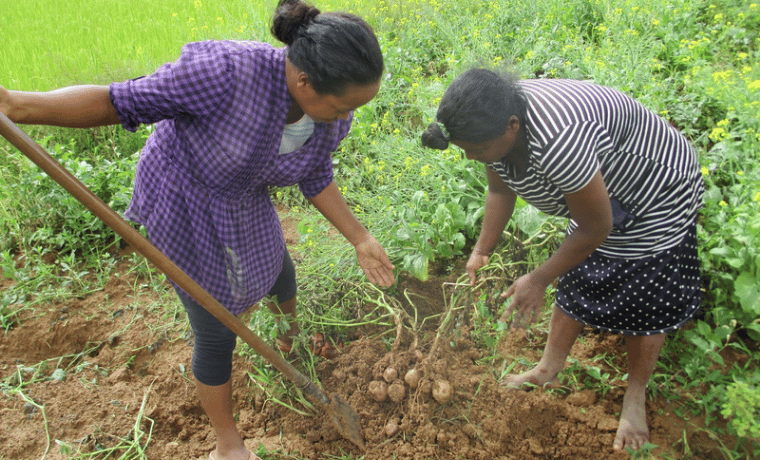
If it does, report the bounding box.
[354,235,395,287]
[499,273,549,329]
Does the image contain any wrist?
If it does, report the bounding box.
[527,268,554,289]
[472,245,492,257]
[348,228,371,248]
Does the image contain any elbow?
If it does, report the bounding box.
[576,217,612,249]
[594,217,613,247]
[601,214,613,239]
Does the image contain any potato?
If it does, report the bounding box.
[384,419,399,437]
[387,381,406,402]
[383,367,398,383]
[368,380,388,402]
[432,379,453,404]
[404,368,422,389]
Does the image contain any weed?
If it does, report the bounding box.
[627,442,658,459]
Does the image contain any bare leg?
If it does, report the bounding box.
[613,333,666,451]
[267,296,299,350]
[501,305,584,388]
[195,379,252,460]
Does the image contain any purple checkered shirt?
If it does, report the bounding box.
[109,41,351,314]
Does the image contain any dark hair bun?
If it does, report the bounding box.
[421,122,450,150]
[271,0,321,45]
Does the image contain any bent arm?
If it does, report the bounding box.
[466,167,517,284]
[529,169,612,287]
[474,167,517,256]
[1,85,120,128]
[309,180,371,246]
[308,180,395,286]
[499,169,613,327]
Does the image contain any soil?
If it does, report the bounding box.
[0,215,734,460]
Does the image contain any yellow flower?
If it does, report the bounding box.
[712,70,731,82]
[737,171,744,176]
[748,80,760,90]
[701,166,709,176]
[709,127,728,142]
[719,200,728,207]
[754,191,760,202]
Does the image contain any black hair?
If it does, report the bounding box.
[271,0,383,95]
[421,68,527,150]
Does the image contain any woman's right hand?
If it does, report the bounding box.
[499,273,548,329]
[466,250,490,285]
[0,84,12,118]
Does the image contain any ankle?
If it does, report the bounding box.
[215,441,247,457]
[534,361,563,380]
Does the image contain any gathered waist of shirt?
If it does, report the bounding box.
[144,143,271,201]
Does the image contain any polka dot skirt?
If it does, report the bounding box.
[556,223,701,336]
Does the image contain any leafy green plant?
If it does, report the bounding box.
[721,379,760,440]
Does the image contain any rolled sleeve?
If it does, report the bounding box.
[298,117,352,197]
[298,154,335,198]
[109,41,234,132]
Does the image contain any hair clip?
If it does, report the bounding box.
[436,121,450,141]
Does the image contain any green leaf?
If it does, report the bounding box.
[514,206,548,236]
[709,247,734,258]
[744,323,760,342]
[697,320,712,337]
[395,227,411,241]
[452,232,466,252]
[405,253,429,282]
[735,272,760,315]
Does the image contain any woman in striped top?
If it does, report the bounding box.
[422,69,703,451]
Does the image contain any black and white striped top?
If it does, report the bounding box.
[488,79,704,258]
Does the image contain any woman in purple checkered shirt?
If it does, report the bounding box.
[2,1,394,458]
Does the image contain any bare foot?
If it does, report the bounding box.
[500,366,561,389]
[613,389,649,451]
[275,323,300,354]
[209,448,256,460]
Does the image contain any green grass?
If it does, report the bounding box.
[1,0,277,90]
[2,0,760,458]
